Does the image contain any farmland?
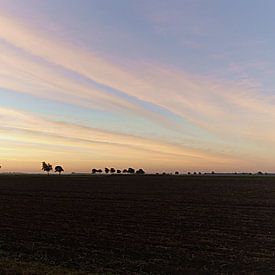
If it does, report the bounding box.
[0,174,275,274]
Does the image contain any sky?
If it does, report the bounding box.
[0,0,275,173]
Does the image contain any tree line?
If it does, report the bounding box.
[41,162,145,175]
[93,167,145,175]
[0,162,267,176]
[42,162,64,175]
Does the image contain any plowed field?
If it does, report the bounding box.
[0,175,275,274]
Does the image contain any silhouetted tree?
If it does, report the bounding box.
[98,169,103,174]
[257,171,263,175]
[42,162,52,175]
[123,169,128,174]
[110,168,116,174]
[187,172,191,175]
[211,171,215,174]
[136,169,145,175]
[128,168,135,174]
[117,169,121,174]
[105,168,110,174]
[175,171,179,175]
[92,168,98,174]
[55,165,64,175]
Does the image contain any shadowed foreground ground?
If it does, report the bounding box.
[0,174,275,274]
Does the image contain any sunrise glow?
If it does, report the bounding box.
[0,1,274,173]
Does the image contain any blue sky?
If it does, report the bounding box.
[0,0,275,172]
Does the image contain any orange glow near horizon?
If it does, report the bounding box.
[0,3,275,173]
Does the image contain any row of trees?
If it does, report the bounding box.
[92,167,145,175]
[41,162,145,175]
[40,163,270,176]
[42,162,64,175]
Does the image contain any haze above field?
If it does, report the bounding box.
[0,0,275,173]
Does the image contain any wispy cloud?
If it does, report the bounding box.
[0,12,275,172]
[0,107,240,172]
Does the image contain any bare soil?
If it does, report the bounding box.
[0,174,275,274]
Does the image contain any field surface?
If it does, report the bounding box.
[0,175,275,274]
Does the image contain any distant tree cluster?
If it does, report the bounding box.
[186,171,214,175]
[92,168,102,174]
[40,162,146,176]
[92,167,145,175]
[42,162,64,175]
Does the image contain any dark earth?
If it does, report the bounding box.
[0,174,275,274]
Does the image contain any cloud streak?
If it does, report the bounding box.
[0,107,241,172]
[0,11,275,171]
